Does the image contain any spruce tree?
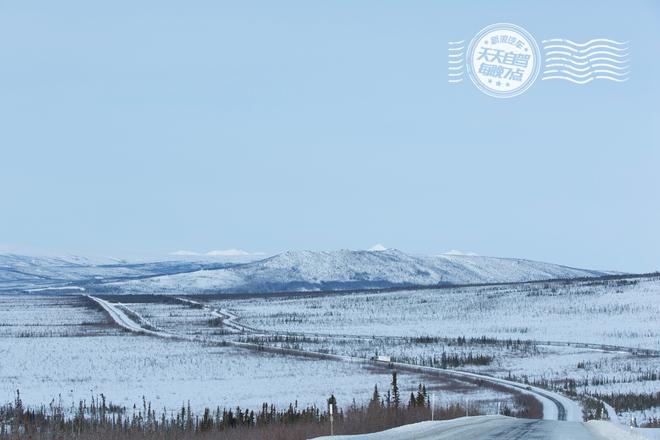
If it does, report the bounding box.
[391,372,400,409]
[369,385,381,410]
[416,384,427,407]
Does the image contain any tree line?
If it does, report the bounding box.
[0,377,474,440]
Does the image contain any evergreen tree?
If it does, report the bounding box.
[199,408,212,432]
[369,385,381,410]
[391,372,400,409]
[416,384,427,407]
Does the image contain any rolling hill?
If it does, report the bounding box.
[101,249,611,294]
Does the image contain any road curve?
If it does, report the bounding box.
[89,295,581,422]
[385,360,575,421]
[175,297,258,333]
[88,295,176,338]
[310,416,634,440]
[171,297,581,421]
[192,299,658,358]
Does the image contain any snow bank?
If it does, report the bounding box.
[587,421,652,439]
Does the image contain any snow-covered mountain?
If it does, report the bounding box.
[103,249,611,294]
[0,253,238,292]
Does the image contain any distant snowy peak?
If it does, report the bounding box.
[206,249,253,256]
[107,249,611,294]
[442,250,480,256]
[170,249,263,257]
[368,244,388,252]
[170,250,200,256]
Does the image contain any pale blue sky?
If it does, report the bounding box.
[1,0,658,272]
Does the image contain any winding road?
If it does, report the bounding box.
[88,295,584,422]
[170,297,580,420]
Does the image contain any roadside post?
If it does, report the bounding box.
[329,402,334,436]
[431,393,435,421]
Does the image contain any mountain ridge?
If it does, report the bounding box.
[101,248,612,294]
[0,249,616,294]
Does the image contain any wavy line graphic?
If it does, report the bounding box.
[543,69,629,78]
[544,56,629,66]
[541,38,630,84]
[543,44,628,54]
[541,38,628,46]
[448,42,465,84]
[544,50,628,59]
[542,75,629,84]
[544,63,629,72]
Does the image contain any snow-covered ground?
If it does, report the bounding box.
[0,335,439,414]
[0,295,119,337]
[0,296,519,415]
[231,334,659,399]
[84,296,582,421]
[221,275,660,349]
[636,427,660,439]
[0,273,658,427]
[203,274,660,424]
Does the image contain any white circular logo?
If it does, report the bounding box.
[466,23,541,98]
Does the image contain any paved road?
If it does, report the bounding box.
[88,295,176,338]
[311,416,631,440]
[175,297,255,333]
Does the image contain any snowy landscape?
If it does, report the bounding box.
[0,250,658,439]
[3,0,658,437]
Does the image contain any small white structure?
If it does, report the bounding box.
[372,355,391,363]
